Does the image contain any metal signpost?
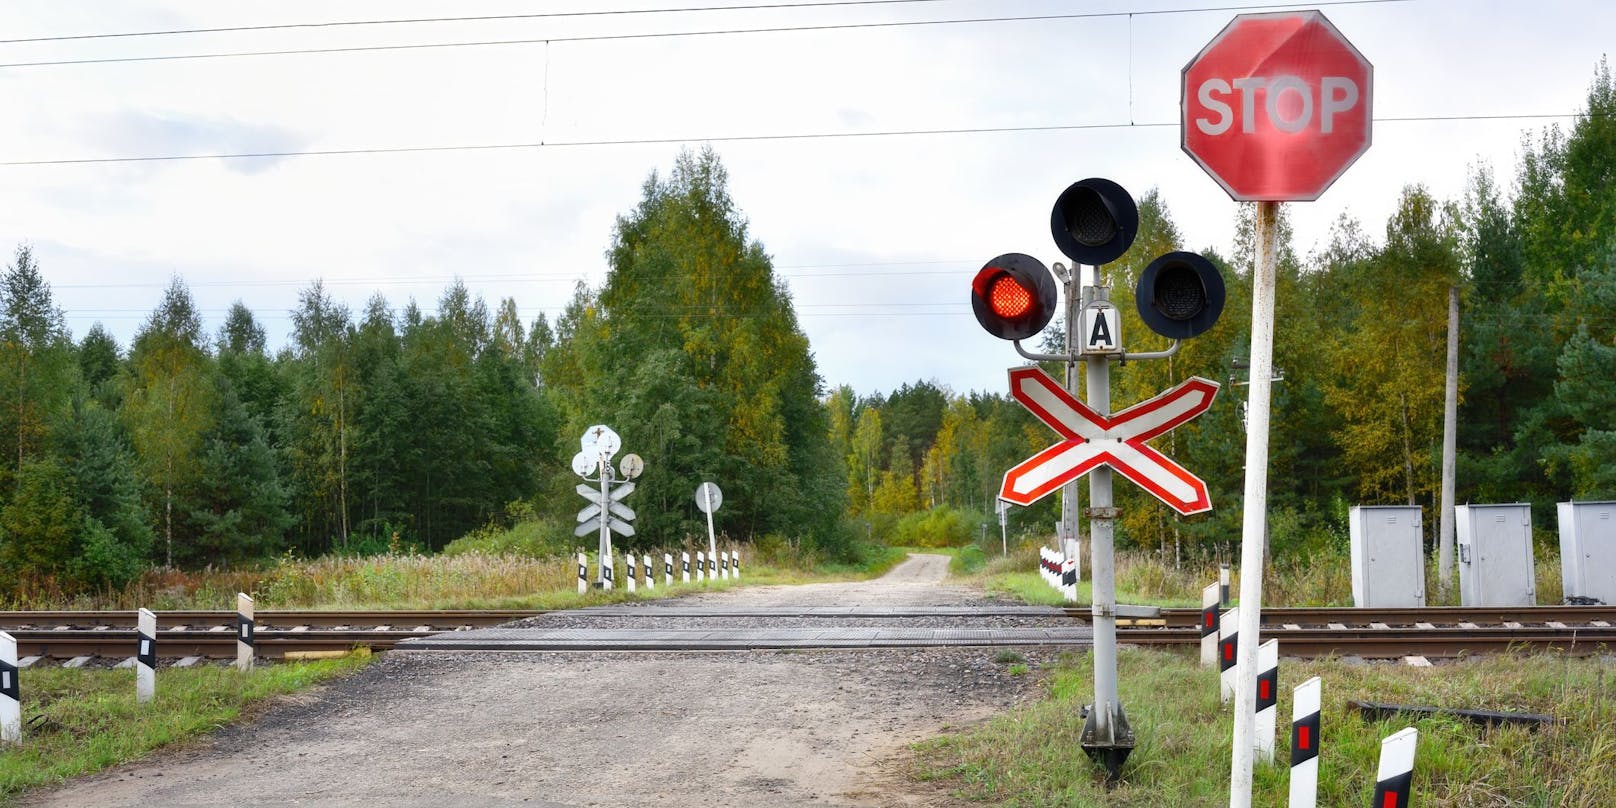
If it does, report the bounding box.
[695,482,723,573]
[572,425,641,589]
[1180,10,1371,806]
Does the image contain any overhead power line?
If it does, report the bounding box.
[0,0,1411,71]
[0,112,1587,168]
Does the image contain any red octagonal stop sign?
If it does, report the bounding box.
[1181,10,1372,202]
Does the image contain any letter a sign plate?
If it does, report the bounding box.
[999,367,1220,515]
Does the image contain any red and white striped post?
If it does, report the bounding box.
[1,631,19,744]
[1254,639,1279,762]
[136,608,157,704]
[1200,582,1220,669]
[1220,606,1240,703]
[236,593,255,673]
[1289,676,1322,808]
[1372,727,1418,807]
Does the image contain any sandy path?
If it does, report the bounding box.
[21,554,1066,808]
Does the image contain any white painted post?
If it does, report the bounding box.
[1,631,19,744]
[720,551,730,581]
[1200,583,1220,669]
[602,551,614,591]
[1254,639,1279,763]
[1220,606,1240,704]
[1288,677,1322,808]
[642,554,653,590]
[136,608,157,704]
[1061,557,1078,602]
[708,551,717,580]
[696,551,706,583]
[236,593,255,673]
[578,552,588,595]
[664,553,673,587]
[1221,563,1231,606]
[626,554,637,593]
[1372,728,1419,808]
[732,550,741,580]
[681,551,691,583]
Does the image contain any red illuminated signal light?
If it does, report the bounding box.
[988,274,1034,318]
[970,253,1056,341]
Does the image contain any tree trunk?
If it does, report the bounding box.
[1399,391,1416,506]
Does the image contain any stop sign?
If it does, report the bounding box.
[1181,10,1372,202]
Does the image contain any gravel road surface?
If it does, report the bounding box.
[21,554,1078,807]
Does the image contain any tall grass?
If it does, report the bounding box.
[914,648,1616,807]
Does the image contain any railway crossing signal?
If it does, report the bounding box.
[571,426,641,589]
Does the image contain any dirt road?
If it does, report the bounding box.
[22,554,1070,807]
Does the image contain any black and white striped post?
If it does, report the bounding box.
[136,608,157,704]
[733,549,741,579]
[681,551,691,583]
[1220,563,1231,606]
[1220,605,1240,704]
[1060,556,1078,602]
[721,551,730,581]
[708,551,717,579]
[695,551,706,583]
[236,593,255,673]
[602,551,614,590]
[1371,727,1418,808]
[578,552,588,595]
[642,554,653,590]
[1254,639,1279,762]
[1289,676,1321,808]
[664,553,674,587]
[1,631,19,744]
[626,553,637,593]
[1201,582,1220,669]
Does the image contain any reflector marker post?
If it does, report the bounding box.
[1289,677,1322,808]
[578,552,589,595]
[1372,727,1418,808]
[642,554,653,590]
[1221,563,1231,606]
[696,552,706,583]
[1220,606,1240,704]
[1061,557,1079,602]
[682,552,691,584]
[664,553,674,587]
[236,593,255,673]
[1200,583,1220,669]
[626,554,637,593]
[721,551,731,581]
[733,550,742,580]
[1254,639,1279,762]
[136,608,157,704]
[1,631,19,744]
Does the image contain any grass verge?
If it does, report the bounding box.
[0,654,371,804]
[913,647,1616,806]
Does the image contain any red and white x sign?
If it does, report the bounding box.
[999,367,1220,515]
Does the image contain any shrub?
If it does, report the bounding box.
[442,517,573,559]
[889,506,976,548]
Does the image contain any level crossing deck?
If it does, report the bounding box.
[400,626,1094,652]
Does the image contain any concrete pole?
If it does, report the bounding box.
[597,460,612,589]
[1438,285,1459,597]
[236,593,255,673]
[1,631,19,744]
[136,608,157,704]
[704,487,718,565]
[1229,200,1281,808]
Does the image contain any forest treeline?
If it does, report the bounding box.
[0,63,1610,593]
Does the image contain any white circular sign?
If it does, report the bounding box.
[570,451,596,478]
[695,482,723,514]
[619,453,644,480]
[580,424,621,459]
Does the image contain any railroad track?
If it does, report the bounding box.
[3,605,1613,661]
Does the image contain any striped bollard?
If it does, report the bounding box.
[136,608,157,704]
[1220,563,1231,606]
[1,631,19,744]
[664,553,674,587]
[626,554,637,593]
[1200,583,1220,669]
[578,552,589,595]
[1372,727,1418,808]
[1219,606,1240,704]
[721,551,730,580]
[236,593,255,673]
[708,552,717,579]
[603,552,614,590]
[1060,558,1078,602]
[696,552,706,583]
[681,552,691,583]
[1289,677,1322,808]
[642,554,653,590]
[1255,639,1279,762]
[733,550,741,579]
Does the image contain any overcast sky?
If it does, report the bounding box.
[0,0,1609,398]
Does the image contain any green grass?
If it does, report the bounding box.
[913,648,1616,807]
[0,655,371,804]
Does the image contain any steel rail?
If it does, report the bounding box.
[0,609,545,630]
[1067,604,1616,628]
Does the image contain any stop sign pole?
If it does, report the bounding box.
[1181,11,1371,808]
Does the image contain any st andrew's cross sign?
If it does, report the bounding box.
[999,367,1220,515]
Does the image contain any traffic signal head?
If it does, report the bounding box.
[1050,178,1138,266]
[971,253,1057,341]
[1135,251,1225,340]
